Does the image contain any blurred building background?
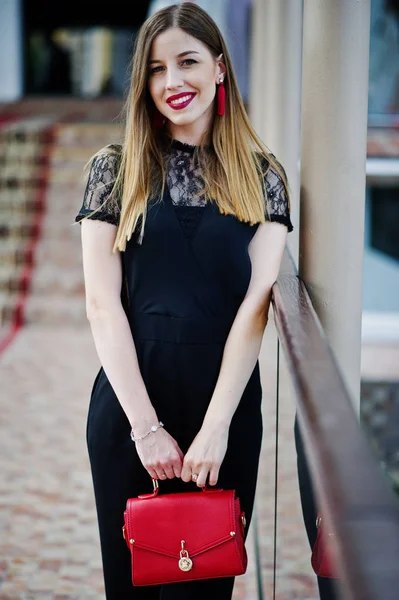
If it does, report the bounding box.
[0,0,398,599]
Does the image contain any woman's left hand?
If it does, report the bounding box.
[181,425,229,487]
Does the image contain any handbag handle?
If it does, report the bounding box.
[138,478,224,500]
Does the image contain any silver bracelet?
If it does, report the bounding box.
[130,421,164,443]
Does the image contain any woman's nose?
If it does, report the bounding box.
[165,68,184,90]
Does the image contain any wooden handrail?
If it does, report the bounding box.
[271,247,399,600]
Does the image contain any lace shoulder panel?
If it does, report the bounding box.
[75,144,122,226]
[262,154,294,232]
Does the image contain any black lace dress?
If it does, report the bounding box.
[75,139,293,600]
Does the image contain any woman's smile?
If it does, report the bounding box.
[166,92,197,110]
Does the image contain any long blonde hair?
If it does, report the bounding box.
[86,2,290,252]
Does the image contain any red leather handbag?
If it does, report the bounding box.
[311,513,339,579]
[122,479,247,586]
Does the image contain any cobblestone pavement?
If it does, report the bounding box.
[0,326,105,599]
[0,320,319,600]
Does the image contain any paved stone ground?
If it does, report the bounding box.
[0,319,319,600]
[0,326,105,599]
[4,327,395,600]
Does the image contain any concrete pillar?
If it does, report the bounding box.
[299,0,371,411]
[249,0,266,133]
[249,0,303,268]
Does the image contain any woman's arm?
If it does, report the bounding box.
[81,219,183,480]
[181,221,288,487]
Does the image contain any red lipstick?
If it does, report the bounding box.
[166,92,196,111]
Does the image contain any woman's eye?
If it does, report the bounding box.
[181,59,197,67]
[149,59,197,75]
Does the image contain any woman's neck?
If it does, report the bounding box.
[166,116,211,147]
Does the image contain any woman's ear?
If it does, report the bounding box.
[216,53,227,81]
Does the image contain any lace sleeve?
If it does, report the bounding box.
[263,157,294,232]
[75,144,122,226]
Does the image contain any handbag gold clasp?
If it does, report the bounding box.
[178,540,193,572]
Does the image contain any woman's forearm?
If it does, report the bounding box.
[87,303,158,435]
[202,293,270,431]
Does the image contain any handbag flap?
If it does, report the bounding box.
[126,489,239,558]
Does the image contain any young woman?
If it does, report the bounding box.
[76,3,293,599]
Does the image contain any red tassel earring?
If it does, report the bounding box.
[153,107,166,129]
[217,77,225,116]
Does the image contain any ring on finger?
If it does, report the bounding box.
[191,473,199,482]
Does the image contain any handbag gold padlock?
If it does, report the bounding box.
[178,540,193,572]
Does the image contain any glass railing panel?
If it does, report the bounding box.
[254,314,321,600]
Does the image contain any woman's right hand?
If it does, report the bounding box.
[134,427,184,480]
